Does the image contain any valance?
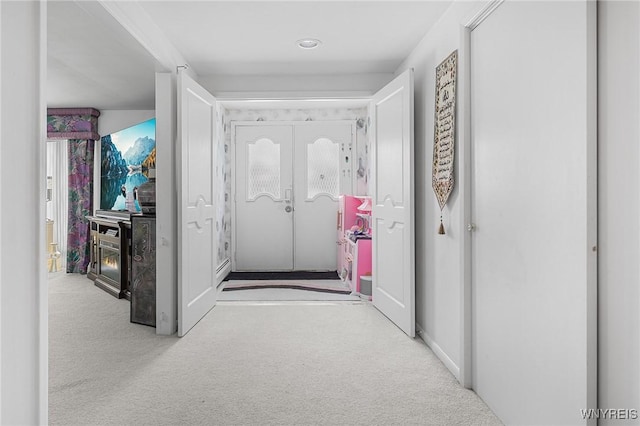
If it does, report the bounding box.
[47,108,100,140]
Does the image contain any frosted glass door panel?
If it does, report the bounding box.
[294,123,352,270]
[307,138,340,199]
[247,138,281,200]
[235,125,293,271]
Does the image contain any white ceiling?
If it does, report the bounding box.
[139,1,452,75]
[47,1,158,110]
[47,1,452,110]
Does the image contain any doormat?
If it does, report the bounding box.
[222,279,351,295]
[224,271,339,281]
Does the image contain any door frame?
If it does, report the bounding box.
[230,120,356,272]
[457,0,507,391]
[458,0,598,409]
[458,0,527,389]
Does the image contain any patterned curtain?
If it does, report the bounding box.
[67,139,94,273]
[47,108,100,273]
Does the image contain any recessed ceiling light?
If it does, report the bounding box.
[297,38,321,49]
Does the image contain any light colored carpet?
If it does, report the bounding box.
[49,273,502,425]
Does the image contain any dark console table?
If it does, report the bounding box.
[87,212,133,299]
[87,210,157,327]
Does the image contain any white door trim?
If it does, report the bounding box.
[38,1,49,421]
[458,23,473,390]
[458,0,507,390]
[465,0,505,30]
[230,120,355,272]
[585,1,598,415]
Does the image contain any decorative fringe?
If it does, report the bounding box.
[438,217,446,235]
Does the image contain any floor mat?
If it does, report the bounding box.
[218,288,360,301]
[222,279,351,294]
[224,271,339,281]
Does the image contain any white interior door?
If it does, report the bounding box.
[371,69,415,337]
[293,123,352,270]
[177,73,218,337]
[470,2,596,424]
[235,125,294,271]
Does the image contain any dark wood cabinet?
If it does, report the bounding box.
[130,216,156,327]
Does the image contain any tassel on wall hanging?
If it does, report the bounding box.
[432,50,458,235]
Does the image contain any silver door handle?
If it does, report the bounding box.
[467,223,476,232]
[285,205,293,213]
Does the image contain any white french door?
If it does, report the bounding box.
[177,73,218,337]
[234,122,353,272]
[294,123,351,270]
[235,125,294,271]
[371,69,415,337]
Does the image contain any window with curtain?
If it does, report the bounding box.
[47,108,99,273]
[46,139,69,272]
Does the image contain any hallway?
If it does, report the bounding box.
[49,273,500,425]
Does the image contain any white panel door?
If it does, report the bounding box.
[294,123,352,270]
[470,2,596,424]
[371,69,415,337]
[235,125,294,271]
[177,73,218,337]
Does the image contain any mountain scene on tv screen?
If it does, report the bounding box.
[100,118,156,211]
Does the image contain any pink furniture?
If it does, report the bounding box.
[337,195,361,276]
[345,236,372,295]
[337,195,372,297]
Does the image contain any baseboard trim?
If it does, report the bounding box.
[216,258,231,287]
[416,323,461,382]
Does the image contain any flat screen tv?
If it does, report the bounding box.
[100,118,156,211]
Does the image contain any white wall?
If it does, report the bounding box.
[0,1,47,423]
[393,0,482,379]
[200,73,391,99]
[399,1,638,422]
[598,1,640,423]
[98,109,155,137]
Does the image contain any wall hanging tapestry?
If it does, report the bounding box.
[432,50,457,235]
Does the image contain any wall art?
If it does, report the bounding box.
[100,118,156,211]
[432,50,457,234]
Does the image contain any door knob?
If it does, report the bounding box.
[285,206,293,213]
[467,223,476,232]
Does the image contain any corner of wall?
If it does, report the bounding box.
[154,73,177,336]
[416,323,461,382]
[393,0,483,389]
